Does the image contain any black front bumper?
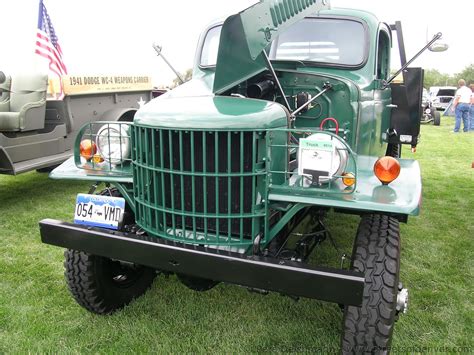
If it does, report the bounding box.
[39,219,364,306]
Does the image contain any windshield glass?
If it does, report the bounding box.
[269,18,366,66]
[199,18,366,68]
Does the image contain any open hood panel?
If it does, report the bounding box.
[213,0,331,94]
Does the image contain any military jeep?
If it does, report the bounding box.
[40,1,442,352]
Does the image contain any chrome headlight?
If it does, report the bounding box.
[96,124,131,164]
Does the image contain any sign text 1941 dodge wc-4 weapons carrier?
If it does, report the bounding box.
[39,1,445,352]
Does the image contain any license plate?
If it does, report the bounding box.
[74,193,125,230]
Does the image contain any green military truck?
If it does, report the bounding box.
[0,72,154,175]
[39,1,445,352]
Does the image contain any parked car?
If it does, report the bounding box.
[40,1,446,353]
[430,86,456,111]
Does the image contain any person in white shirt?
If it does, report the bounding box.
[469,84,474,131]
[452,79,471,132]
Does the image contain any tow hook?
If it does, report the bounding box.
[396,282,409,315]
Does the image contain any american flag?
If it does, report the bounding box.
[35,0,67,97]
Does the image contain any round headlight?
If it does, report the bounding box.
[96,124,130,164]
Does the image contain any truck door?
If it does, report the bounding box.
[389,68,423,148]
[388,22,423,149]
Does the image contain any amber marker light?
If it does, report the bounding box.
[79,139,97,160]
[374,156,401,185]
[92,154,104,164]
[342,172,356,187]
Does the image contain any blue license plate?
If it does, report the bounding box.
[74,193,125,230]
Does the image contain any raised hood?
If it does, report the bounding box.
[213,0,331,94]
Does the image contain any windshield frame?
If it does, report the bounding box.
[198,16,370,70]
[198,24,223,69]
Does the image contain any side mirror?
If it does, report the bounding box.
[386,32,445,87]
[0,71,5,84]
[429,42,449,52]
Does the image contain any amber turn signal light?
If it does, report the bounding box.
[92,154,104,164]
[342,172,356,187]
[79,139,97,160]
[374,156,400,185]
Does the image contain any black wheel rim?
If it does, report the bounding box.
[105,260,145,288]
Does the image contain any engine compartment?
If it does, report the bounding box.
[222,69,358,147]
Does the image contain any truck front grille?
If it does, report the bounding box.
[132,126,267,247]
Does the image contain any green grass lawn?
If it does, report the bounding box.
[0,117,472,353]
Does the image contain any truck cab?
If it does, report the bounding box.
[40,1,436,352]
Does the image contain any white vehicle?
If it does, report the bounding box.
[429,86,456,111]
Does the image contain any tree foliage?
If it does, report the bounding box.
[172,68,193,88]
[454,64,474,85]
[423,63,474,89]
[423,69,456,88]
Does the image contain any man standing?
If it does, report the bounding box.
[452,79,471,133]
[470,84,474,131]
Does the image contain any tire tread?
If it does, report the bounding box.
[341,214,400,354]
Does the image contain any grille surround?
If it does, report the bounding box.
[132,126,267,247]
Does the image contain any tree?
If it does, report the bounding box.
[172,68,193,88]
[423,69,455,89]
[454,64,474,85]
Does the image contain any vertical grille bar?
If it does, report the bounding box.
[251,131,257,239]
[178,130,185,239]
[214,131,220,241]
[239,131,244,244]
[144,129,152,226]
[264,131,270,240]
[132,127,139,222]
[159,130,167,232]
[202,131,208,236]
[227,131,231,242]
[137,127,144,225]
[190,131,197,242]
[168,130,176,238]
[151,129,159,231]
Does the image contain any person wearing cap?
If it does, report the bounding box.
[452,79,471,132]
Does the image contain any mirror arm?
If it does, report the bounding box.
[385,32,442,87]
[262,51,291,111]
[152,44,185,84]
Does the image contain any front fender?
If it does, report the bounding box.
[269,155,422,216]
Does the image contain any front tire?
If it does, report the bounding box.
[433,110,441,126]
[341,214,401,354]
[64,250,156,314]
[386,144,401,158]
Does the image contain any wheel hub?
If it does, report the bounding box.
[396,285,409,315]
